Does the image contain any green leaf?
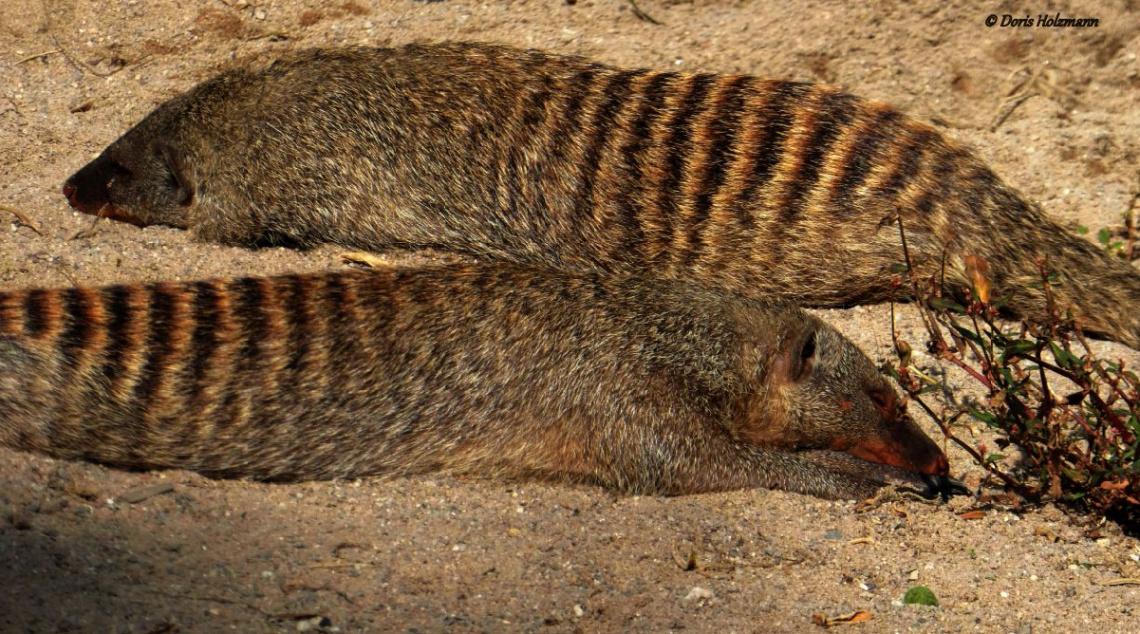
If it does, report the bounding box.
[1003,340,1037,354]
[1075,225,1089,235]
[903,586,939,607]
[984,453,1006,465]
[1049,343,1082,370]
[1000,340,1038,362]
[951,324,983,345]
[929,297,966,313]
[969,409,998,425]
[991,293,1014,309]
[1097,227,1112,245]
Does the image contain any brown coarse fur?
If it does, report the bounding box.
[0,263,950,500]
[63,42,1140,348]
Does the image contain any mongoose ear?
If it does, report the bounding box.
[791,330,817,382]
[155,141,196,207]
[772,329,818,386]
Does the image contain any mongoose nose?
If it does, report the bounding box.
[62,182,77,205]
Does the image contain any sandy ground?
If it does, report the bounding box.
[2,0,1140,632]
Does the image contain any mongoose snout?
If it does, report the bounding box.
[855,385,950,476]
[64,140,191,227]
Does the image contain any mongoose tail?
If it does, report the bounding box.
[0,265,950,499]
[892,151,1140,348]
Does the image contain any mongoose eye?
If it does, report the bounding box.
[111,161,132,181]
[152,141,196,207]
[164,168,181,192]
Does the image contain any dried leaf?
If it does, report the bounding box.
[672,545,698,571]
[2,205,44,236]
[1099,479,1129,491]
[1033,525,1060,542]
[1100,578,1140,586]
[120,483,174,504]
[340,251,391,269]
[957,510,986,520]
[812,610,873,627]
[964,255,991,303]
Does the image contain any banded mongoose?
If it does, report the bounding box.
[0,264,953,500]
[62,42,1140,347]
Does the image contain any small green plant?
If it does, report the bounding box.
[903,586,939,607]
[1077,177,1140,261]
[1097,226,1127,259]
[885,219,1140,532]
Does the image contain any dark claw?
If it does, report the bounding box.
[920,474,971,501]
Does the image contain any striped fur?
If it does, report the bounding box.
[62,42,1140,346]
[0,264,949,499]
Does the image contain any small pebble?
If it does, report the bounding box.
[684,587,714,602]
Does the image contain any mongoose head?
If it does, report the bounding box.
[734,309,949,477]
[61,73,246,228]
[62,107,194,228]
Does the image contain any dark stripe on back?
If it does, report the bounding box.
[736,81,815,210]
[488,58,555,224]
[574,69,648,222]
[915,144,966,217]
[780,91,859,220]
[511,73,557,234]
[232,277,267,374]
[878,126,938,197]
[101,285,136,387]
[212,277,266,431]
[187,281,222,404]
[58,288,93,368]
[546,68,600,163]
[281,275,313,378]
[23,289,51,339]
[521,74,555,131]
[654,73,717,260]
[957,163,1001,226]
[322,273,353,388]
[831,107,902,216]
[661,73,718,204]
[686,75,752,265]
[133,285,178,411]
[610,72,677,261]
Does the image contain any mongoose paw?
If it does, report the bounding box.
[907,474,971,499]
[918,474,970,501]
